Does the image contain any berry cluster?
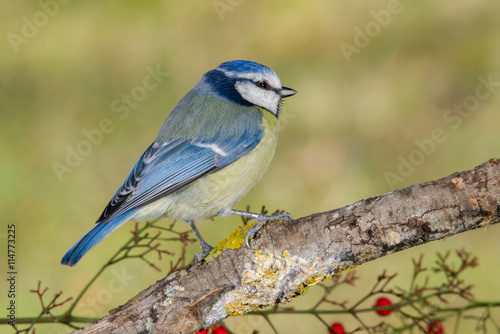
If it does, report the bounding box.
[329,297,445,333]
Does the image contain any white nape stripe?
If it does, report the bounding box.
[193,142,228,156]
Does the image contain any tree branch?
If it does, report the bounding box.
[74,158,500,334]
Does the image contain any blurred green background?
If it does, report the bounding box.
[1,1,500,333]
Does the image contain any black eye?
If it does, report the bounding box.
[256,80,269,89]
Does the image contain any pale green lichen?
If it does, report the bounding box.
[161,285,184,307]
[223,249,342,316]
[204,222,257,261]
[145,317,154,333]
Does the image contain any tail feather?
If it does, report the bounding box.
[61,211,135,266]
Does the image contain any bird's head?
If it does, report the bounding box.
[200,60,297,117]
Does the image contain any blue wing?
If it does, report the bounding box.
[61,128,263,266]
[97,128,263,224]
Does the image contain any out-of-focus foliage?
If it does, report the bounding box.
[1,1,499,333]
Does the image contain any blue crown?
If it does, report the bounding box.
[217,60,272,75]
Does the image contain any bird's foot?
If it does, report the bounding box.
[193,243,214,265]
[244,211,293,248]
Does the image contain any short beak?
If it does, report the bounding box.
[280,86,297,98]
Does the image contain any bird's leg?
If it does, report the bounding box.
[230,210,293,248]
[185,220,213,263]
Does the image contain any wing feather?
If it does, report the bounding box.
[96,129,262,224]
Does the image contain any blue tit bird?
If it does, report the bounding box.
[61,60,296,266]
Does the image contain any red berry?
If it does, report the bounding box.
[195,330,208,334]
[374,297,393,316]
[329,322,345,334]
[212,324,229,334]
[428,321,444,334]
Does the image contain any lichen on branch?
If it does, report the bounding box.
[74,159,500,334]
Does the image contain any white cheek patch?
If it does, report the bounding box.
[235,81,280,115]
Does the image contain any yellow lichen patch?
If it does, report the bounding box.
[223,249,342,315]
[335,264,358,274]
[204,222,257,261]
[293,283,310,296]
[242,250,281,285]
[225,302,247,316]
[304,274,326,286]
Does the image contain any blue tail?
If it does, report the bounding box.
[61,211,136,266]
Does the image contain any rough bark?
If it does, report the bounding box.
[75,158,500,334]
